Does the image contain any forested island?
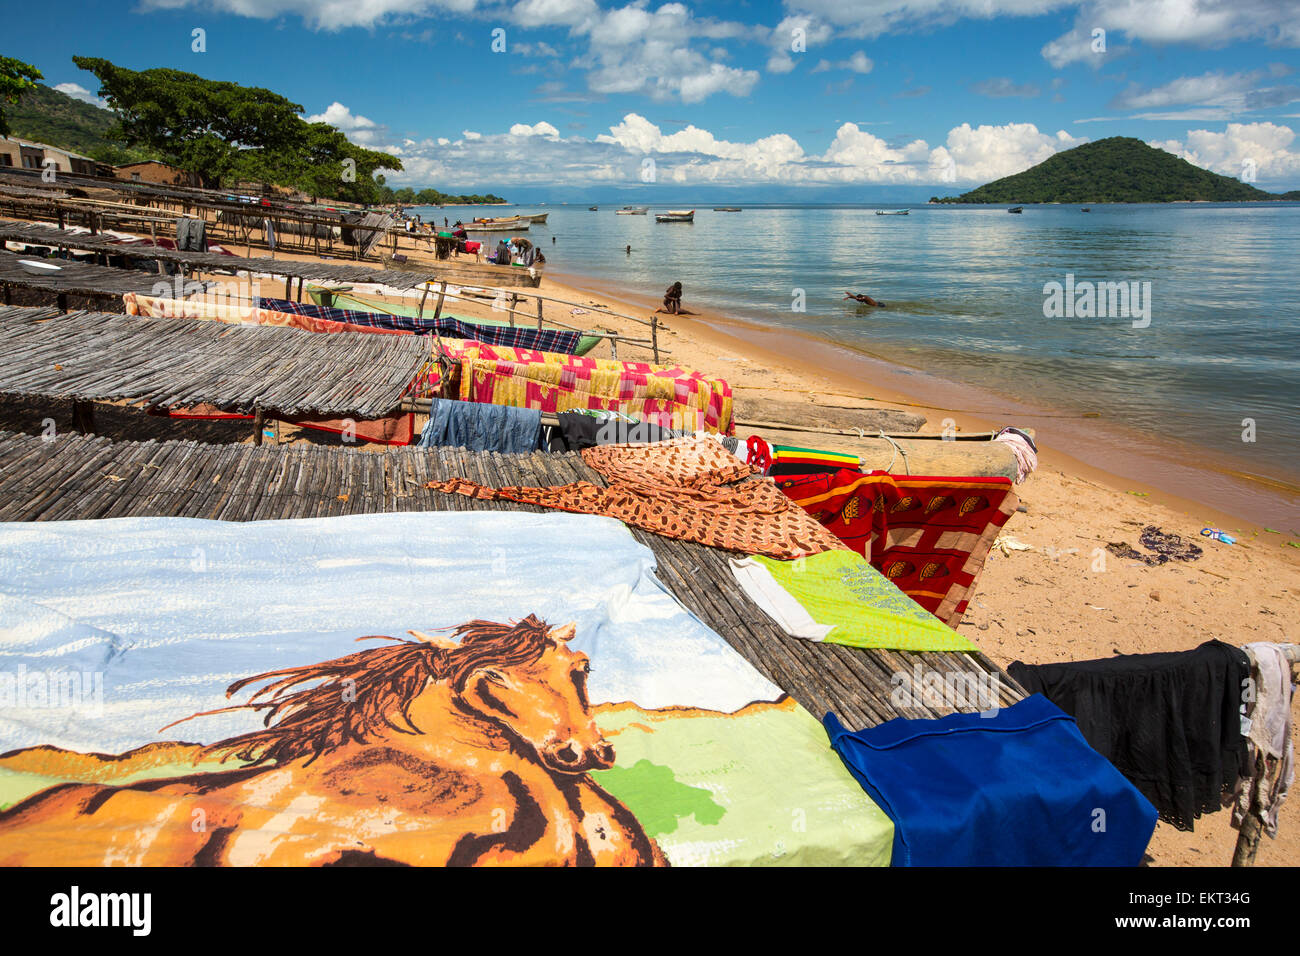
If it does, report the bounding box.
[931,137,1294,204]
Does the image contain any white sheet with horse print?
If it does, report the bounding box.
[0,511,892,867]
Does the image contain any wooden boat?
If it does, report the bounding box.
[713,207,742,212]
[466,220,529,232]
[616,206,648,215]
[875,209,909,216]
[1081,208,1091,213]
[471,215,528,227]
[655,209,695,223]
[1007,206,1024,214]
[588,206,598,211]
[522,213,549,224]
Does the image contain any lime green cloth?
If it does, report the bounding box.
[749,550,978,652]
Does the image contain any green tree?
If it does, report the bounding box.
[71,56,401,197]
[73,56,306,188]
[0,55,43,138]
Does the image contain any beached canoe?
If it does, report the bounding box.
[656,209,695,223]
[308,286,601,355]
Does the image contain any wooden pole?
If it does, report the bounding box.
[253,407,265,446]
[535,297,544,329]
[651,314,660,363]
[432,280,447,322]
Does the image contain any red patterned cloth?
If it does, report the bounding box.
[775,470,1018,627]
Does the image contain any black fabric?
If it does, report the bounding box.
[768,462,846,478]
[545,412,682,453]
[1107,525,1203,566]
[1008,640,1249,831]
[175,217,207,252]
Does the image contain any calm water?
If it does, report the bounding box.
[415,202,1300,521]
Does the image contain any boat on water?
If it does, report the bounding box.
[471,215,529,226]
[522,213,548,224]
[655,209,695,223]
[616,206,648,215]
[713,207,742,212]
[588,206,598,211]
[1081,208,1091,213]
[466,220,529,232]
[1008,206,1024,214]
[876,209,909,216]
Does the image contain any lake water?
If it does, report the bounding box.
[413,202,1300,526]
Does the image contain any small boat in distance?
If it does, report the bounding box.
[876,209,909,216]
[713,207,742,212]
[588,206,598,211]
[655,209,695,223]
[1008,206,1024,214]
[616,206,648,215]
[1081,208,1091,213]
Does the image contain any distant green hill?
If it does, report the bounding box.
[5,83,157,165]
[932,137,1282,204]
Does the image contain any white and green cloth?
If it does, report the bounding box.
[730,549,978,652]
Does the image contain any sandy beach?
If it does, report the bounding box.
[518,265,1300,867]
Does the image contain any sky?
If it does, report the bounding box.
[6,0,1300,198]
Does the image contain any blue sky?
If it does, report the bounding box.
[7,0,1300,195]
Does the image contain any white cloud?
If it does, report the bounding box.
[1109,67,1300,119]
[1041,0,1300,68]
[306,101,388,147]
[509,121,561,137]
[382,111,1086,189]
[139,0,483,30]
[53,82,108,109]
[765,14,833,73]
[812,50,875,73]
[563,3,760,103]
[461,129,483,140]
[1149,121,1300,182]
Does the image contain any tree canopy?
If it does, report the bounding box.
[71,56,401,198]
[0,54,44,138]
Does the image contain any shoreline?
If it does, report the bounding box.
[548,267,1300,540]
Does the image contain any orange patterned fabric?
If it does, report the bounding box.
[425,437,847,559]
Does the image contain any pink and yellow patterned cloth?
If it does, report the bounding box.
[447,342,734,434]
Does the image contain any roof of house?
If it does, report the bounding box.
[0,136,96,162]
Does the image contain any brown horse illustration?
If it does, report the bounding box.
[0,615,666,866]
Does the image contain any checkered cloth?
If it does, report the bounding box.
[258,298,582,354]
